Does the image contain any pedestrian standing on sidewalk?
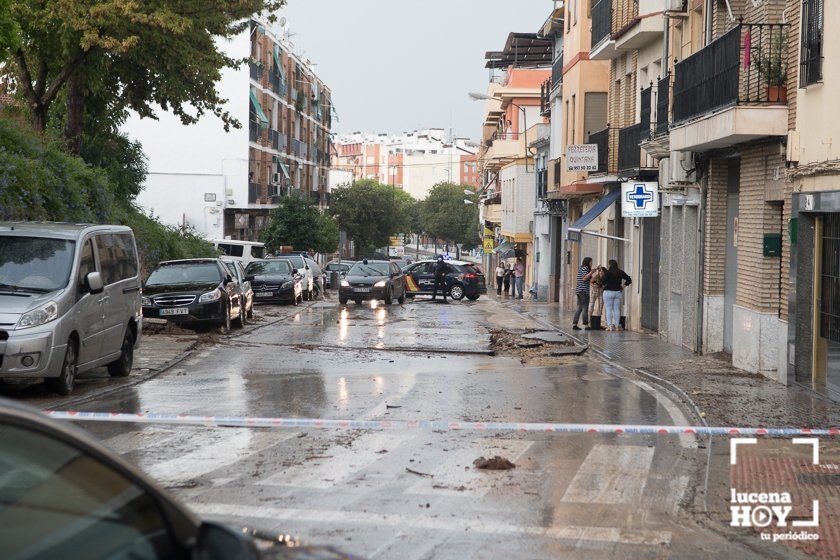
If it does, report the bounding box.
[513,257,525,300]
[495,263,505,296]
[603,259,631,331]
[503,263,512,295]
[587,265,606,330]
[573,257,593,330]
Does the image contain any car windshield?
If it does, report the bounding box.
[347,262,389,276]
[246,261,292,275]
[145,263,221,286]
[326,263,350,272]
[0,237,75,293]
[277,255,304,269]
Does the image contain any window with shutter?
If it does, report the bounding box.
[800,0,824,87]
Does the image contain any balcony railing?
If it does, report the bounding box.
[655,74,670,137]
[673,23,789,124]
[617,123,642,171]
[587,128,610,174]
[639,86,652,142]
[249,62,263,82]
[551,52,564,88]
[268,73,287,97]
[540,79,551,116]
[249,120,260,142]
[591,0,612,47]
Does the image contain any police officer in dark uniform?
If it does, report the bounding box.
[431,255,450,302]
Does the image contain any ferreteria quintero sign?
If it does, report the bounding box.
[566,145,598,172]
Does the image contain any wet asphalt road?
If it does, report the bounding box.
[50,297,788,559]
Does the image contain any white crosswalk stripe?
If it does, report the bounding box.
[405,437,533,496]
[561,444,655,504]
[258,432,416,489]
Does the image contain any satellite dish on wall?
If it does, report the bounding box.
[278,16,287,27]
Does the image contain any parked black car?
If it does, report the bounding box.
[223,258,254,320]
[339,259,406,305]
[403,259,487,301]
[142,258,245,331]
[245,259,303,305]
[0,398,350,559]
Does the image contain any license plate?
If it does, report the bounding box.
[160,308,189,316]
[255,292,275,298]
[354,287,371,293]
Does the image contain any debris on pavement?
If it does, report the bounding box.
[473,455,516,470]
[405,467,434,478]
[489,328,586,363]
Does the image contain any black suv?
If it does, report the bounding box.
[142,259,245,331]
[339,259,406,305]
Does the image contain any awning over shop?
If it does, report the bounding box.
[493,241,514,254]
[249,89,269,126]
[567,188,624,242]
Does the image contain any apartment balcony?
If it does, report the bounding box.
[617,123,642,173]
[590,0,616,60]
[249,120,260,143]
[640,74,671,159]
[540,79,551,116]
[587,127,612,175]
[268,73,287,97]
[670,23,789,153]
[614,6,664,52]
[551,52,563,91]
[249,62,264,82]
[248,182,260,204]
[483,132,525,170]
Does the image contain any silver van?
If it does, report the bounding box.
[0,223,142,395]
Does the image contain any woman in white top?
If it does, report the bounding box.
[495,263,505,296]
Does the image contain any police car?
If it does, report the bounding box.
[402,259,487,301]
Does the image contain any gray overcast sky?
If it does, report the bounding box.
[278,0,549,140]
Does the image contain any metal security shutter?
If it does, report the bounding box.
[584,92,608,139]
[641,217,661,332]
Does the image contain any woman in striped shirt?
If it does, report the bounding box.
[573,257,593,330]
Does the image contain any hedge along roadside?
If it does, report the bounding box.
[0,118,216,275]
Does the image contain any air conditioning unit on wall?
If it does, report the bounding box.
[669,151,695,185]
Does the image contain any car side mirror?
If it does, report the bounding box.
[192,521,260,560]
[86,271,104,295]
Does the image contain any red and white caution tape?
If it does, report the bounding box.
[42,410,840,437]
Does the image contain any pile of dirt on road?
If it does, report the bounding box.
[142,321,195,336]
[489,328,586,365]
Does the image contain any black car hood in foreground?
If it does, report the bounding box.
[343,274,386,286]
[143,282,220,297]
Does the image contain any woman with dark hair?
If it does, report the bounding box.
[602,259,632,331]
[573,257,593,330]
[503,263,512,295]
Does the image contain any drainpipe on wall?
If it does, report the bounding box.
[696,179,707,354]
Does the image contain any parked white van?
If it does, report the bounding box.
[213,240,265,265]
[0,223,142,395]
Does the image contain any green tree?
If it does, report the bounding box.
[0,0,19,59]
[6,0,283,149]
[262,194,339,254]
[328,180,406,256]
[422,183,480,249]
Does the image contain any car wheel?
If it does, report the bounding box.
[312,283,321,299]
[233,301,245,328]
[355,300,362,305]
[46,339,77,396]
[398,293,406,304]
[339,296,348,305]
[218,305,231,333]
[107,329,134,378]
[449,284,465,300]
[466,294,480,301]
[247,302,254,319]
[384,287,393,305]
